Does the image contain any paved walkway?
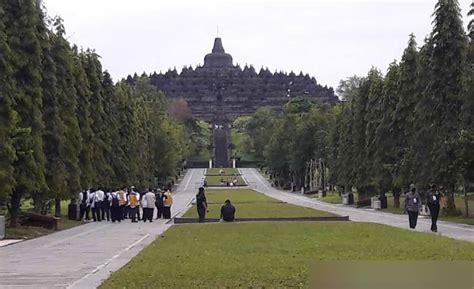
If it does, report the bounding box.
[241,168,474,242]
[0,169,205,289]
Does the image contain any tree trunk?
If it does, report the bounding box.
[444,183,457,216]
[463,182,469,218]
[54,198,61,217]
[32,193,44,214]
[9,189,23,228]
[393,187,401,208]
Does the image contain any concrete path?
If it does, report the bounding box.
[0,169,205,289]
[241,168,474,242]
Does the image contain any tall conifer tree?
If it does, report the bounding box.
[47,17,83,215]
[39,10,66,213]
[4,0,48,226]
[83,51,113,187]
[73,47,95,189]
[373,62,400,195]
[0,5,17,199]
[393,34,419,191]
[418,0,468,214]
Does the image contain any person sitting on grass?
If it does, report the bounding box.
[220,200,235,222]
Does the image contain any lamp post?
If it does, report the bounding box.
[287,81,293,99]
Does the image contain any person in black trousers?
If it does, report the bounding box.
[405,184,421,229]
[101,191,111,221]
[196,187,208,222]
[78,190,90,221]
[110,191,121,223]
[155,190,164,219]
[427,184,442,232]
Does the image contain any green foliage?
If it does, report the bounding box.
[1,1,193,224]
[0,5,17,199]
[241,107,276,158]
[241,1,472,212]
[283,96,312,114]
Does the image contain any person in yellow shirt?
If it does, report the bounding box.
[163,189,173,219]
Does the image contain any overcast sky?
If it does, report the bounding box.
[43,0,472,90]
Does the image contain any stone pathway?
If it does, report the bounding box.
[0,169,204,289]
[241,168,474,242]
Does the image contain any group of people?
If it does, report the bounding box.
[195,187,236,222]
[77,187,173,223]
[404,184,442,232]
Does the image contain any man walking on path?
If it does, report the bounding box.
[196,187,208,222]
[163,189,173,219]
[220,199,236,222]
[427,184,442,232]
[405,184,421,229]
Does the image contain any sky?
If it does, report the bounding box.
[43,0,472,90]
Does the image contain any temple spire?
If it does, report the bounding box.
[212,37,225,53]
[204,37,234,68]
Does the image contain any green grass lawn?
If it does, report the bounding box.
[184,202,335,218]
[5,199,83,239]
[205,175,246,186]
[101,222,474,289]
[206,168,240,176]
[317,193,342,204]
[202,189,280,204]
[184,189,335,218]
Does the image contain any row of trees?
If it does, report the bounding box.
[237,0,473,216]
[0,0,194,226]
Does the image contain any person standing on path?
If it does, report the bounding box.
[110,190,121,223]
[405,184,421,229]
[102,190,111,222]
[117,188,127,221]
[124,189,131,219]
[196,187,208,222]
[143,189,156,222]
[78,190,90,222]
[89,190,99,222]
[94,188,105,222]
[163,189,173,219]
[427,184,442,232]
[129,189,140,223]
[155,189,164,219]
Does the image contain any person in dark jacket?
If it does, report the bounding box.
[196,187,208,222]
[155,189,165,219]
[405,184,421,229]
[427,184,442,232]
[101,190,111,222]
[220,200,236,222]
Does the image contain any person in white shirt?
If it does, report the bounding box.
[143,189,156,222]
[91,188,104,222]
[101,190,112,222]
[89,190,98,222]
[78,190,90,221]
